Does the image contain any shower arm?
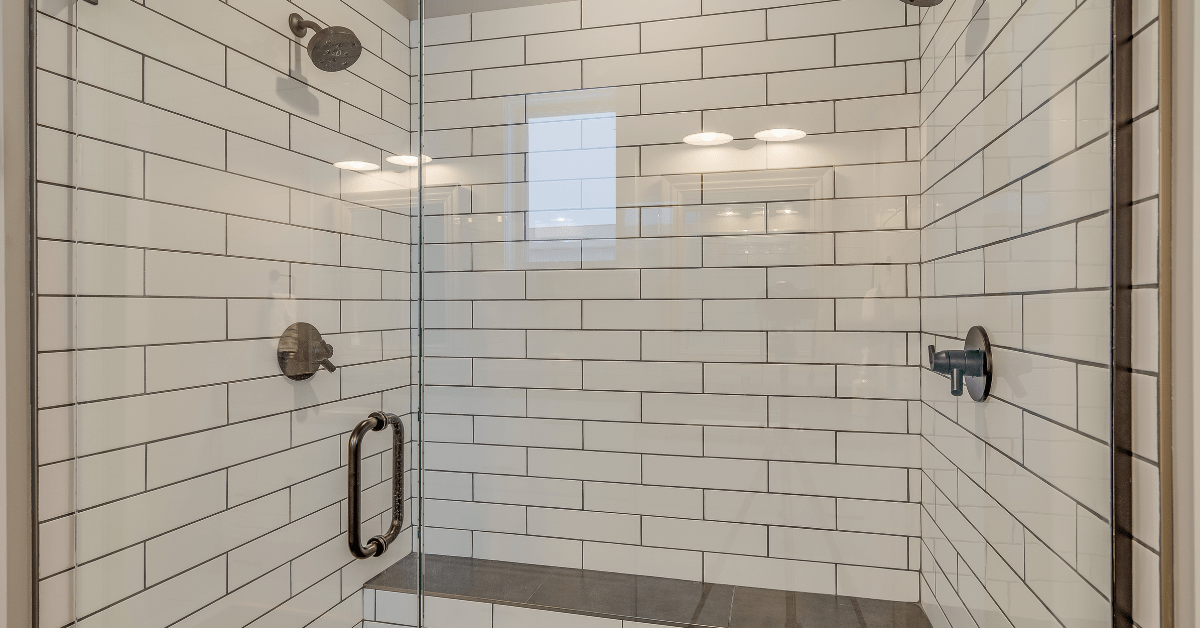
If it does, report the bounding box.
[289,13,324,38]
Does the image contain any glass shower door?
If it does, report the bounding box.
[34,0,417,626]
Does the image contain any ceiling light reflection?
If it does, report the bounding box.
[755,128,807,142]
[333,160,380,171]
[683,132,733,146]
[386,154,433,166]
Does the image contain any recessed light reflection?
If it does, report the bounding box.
[386,154,433,166]
[755,128,807,142]
[683,132,733,146]
[333,160,380,171]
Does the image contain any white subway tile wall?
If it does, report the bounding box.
[36,0,414,627]
[417,0,923,604]
[917,0,1129,626]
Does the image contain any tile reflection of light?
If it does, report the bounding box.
[755,128,806,142]
[386,154,433,166]
[683,132,733,146]
[333,160,380,171]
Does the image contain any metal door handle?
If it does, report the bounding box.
[348,411,404,559]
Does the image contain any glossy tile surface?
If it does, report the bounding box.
[368,554,932,628]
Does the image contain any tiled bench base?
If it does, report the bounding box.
[364,554,931,628]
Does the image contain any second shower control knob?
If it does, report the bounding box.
[278,323,337,381]
[928,326,992,402]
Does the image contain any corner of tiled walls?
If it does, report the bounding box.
[916,0,1165,625]
[33,0,415,626]
[415,0,928,603]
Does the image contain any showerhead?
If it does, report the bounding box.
[289,13,363,72]
[898,0,944,5]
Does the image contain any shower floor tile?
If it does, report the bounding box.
[366,554,932,628]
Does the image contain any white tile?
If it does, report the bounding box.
[78,556,226,628]
[144,59,288,148]
[584,50,702,88]
[585,422,703,455]
[473,1,582,40]
[146,415,290,489]
[769,0,905,38]
[583,542,701,581]
[528,507,639,544]
[837,565,918,602]
[585,360,703,393]
[769,265,908,298]
[475,416,582,449]
[583,300,702,330]
[76,472,225,563]
[769,63,907,105]
[771,527,907,569]
[473,61,583,99]
[145,155,289,223]
[703,553,835,594]
[643,331,766,363]
[704,233,834,268]
[644,455,767,491]
[642,11,765,52]
[836,26,919,65]
[704,363,836,396]
[527,25,640,63]
[145,491,288,585]
[767,331,907,365]
[475,531,583,569]
[643,75,766,114]
[769,461,908,500]
[704,37,834,78]
[476,475,583,509]
[644,516,766,555]
[527,330,640,360]
[643,393,766,427]
[706,426,835,462]
[703,299,835,331]
[585,482,703,518]
[527,269,639,299]
[474,358,583,388]
[528,389,641,421]
[530,448,640,483]
[581,0,701,28]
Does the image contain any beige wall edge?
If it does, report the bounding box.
[2,0,32,625]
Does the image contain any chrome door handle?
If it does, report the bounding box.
[348,412,403,559]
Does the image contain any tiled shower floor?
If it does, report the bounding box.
[366,554,933,628]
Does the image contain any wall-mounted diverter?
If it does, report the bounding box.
[928,326,992,401]
[278,323,337,381]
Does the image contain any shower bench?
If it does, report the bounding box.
[363,554,932,628]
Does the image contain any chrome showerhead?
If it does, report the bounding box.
[289,13,363,72]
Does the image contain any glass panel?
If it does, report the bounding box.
[47,0,418,626]
[413,2,1115,628]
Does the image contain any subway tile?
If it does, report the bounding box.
[644,516,767,555]
[466,2,574,38]
[584,542,702,581]
[585,422,703,456]
[494,604,619,628]
[769,265,908,298]
[643,331,766,363]
[644,455,767,491]
[228,438,340,506]
[643,11,765,52]
[767,331,907,365]
[584,50,703,89]
[585,360,703,393]
[144,251,289,299]
[643,75,766,114]
[474,358,583,389]
[585,482,703,518]
[583,238,702,269]
[146,415,290,489]
[527,25,640,63]
[643,393,767,427]
[704,233,834,267]
[476,475,583,509]
[145,154,289,223]
[984,224,1077,294]
[704,553,835,594]
[78,0,225,83]
[528,507,639,545]
[583,300,703,331]
[836,26,919,66]
[426,386,527,416]
[706,426,835,462]
[527,330,640,360]
[528,269,640,299]
[70,190,225,255]
[769,0,905,39]
[705,363,836,396]
[837,432,920,467]
[76,472,225,563]
[838,565,918,602]
[769,63,908,105]
[706,490,836,529]
[145,491,288,585]
[581,0,701,28]
[79,556,226,628]
[530,448,640,483]
[528,389,640,422]
[425,499,526,535]
[771,527,907,569]
[424,329,526,358]
[144,59,287,148]
[474,61,583,99]
[703,299,835,331]
[769,461,908,500]
[705,37,834,78]
[75,386,228,456]
[145,339,278,392]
